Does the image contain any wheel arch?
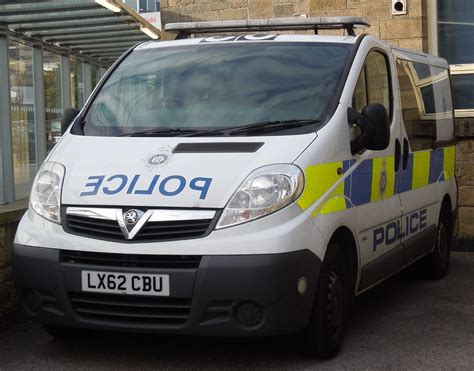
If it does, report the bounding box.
[328,226,359,295]
[440,194,454,236]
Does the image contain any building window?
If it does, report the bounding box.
[133,0,159,13]
[9,41,36,200]
[43,51,62,153]
[450,64,474,116]
[437,0,474,64]
[139,0,147,12]
[123,0,137,11]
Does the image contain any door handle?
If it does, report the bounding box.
[402,138,409,170]
[395,139,401,173]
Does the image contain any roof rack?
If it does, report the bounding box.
[165,16,370,39]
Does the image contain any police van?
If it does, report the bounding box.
[13,17,457,358]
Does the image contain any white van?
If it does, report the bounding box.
[13,17,457,358]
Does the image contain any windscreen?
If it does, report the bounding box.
[83,42,352,136]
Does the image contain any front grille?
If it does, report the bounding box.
[61,250,202,269]
[64,212,216,242]
[69,292,191,326]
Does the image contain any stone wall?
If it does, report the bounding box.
[0,204,26,322]
[160,0,427,50]
[456,119,474,243]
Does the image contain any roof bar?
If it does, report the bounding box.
[165,16,370,39]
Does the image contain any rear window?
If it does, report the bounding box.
[396,59,454,150]
[83,42,352,136]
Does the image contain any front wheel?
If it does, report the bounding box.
[304,243,352,359]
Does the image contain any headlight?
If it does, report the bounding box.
[30,162,65,224]
[216,164,304,229]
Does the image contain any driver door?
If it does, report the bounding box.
[350,48,404,291]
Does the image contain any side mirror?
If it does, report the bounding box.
[60,107,80,135]
[348,103,390,155]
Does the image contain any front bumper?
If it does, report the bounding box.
[13,244,321,336]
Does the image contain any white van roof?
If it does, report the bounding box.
[391,45,449,69]
[136,34,359,50]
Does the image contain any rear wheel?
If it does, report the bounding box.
[421,208,452,279]
[304,243,352,359]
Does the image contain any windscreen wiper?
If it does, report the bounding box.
[227,119,321,136]
[123,119,321,137]
[120,128,207,137]
[185,119,321,137]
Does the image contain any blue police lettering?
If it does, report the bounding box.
[134,175,159,195]
[385,222,398,245]
[80,174,213,199]
[396,219,405,239]
[419,209,427,229]
[409,212,419,234]
[80,175,105,196]
[159,175,186,196]
[190,177,212,200]
[127,174,140,194]
[103,174,128,195]
[373,209,428,251]
[373,228,384,250]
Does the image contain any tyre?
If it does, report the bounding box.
[42,324,86,340]
[304,242,352,359]
[420,207,452,279]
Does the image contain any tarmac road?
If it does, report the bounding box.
[0,252,473,370]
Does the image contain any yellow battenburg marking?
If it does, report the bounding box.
[371,156,395,202]
[319,188,346,216]
[412,150,431,189]
[298,161,345,215]
[444,145,456,180]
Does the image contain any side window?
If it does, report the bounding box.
[396,59,454,151]
[353,67,367,112]
[352,50,392,117]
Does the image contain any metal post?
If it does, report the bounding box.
[60,54,71,109]
[0,31,15,203]
[427,0,439,56]
[83,62,92,102]
[33,46,47,167]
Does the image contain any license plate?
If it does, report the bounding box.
[81,271,170,296]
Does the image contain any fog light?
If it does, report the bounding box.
[234,302,262,328]
[297,276,308,295]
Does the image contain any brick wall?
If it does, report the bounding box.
[0,206,26,322]
[456,119,474,243]
[160,0,427,50]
